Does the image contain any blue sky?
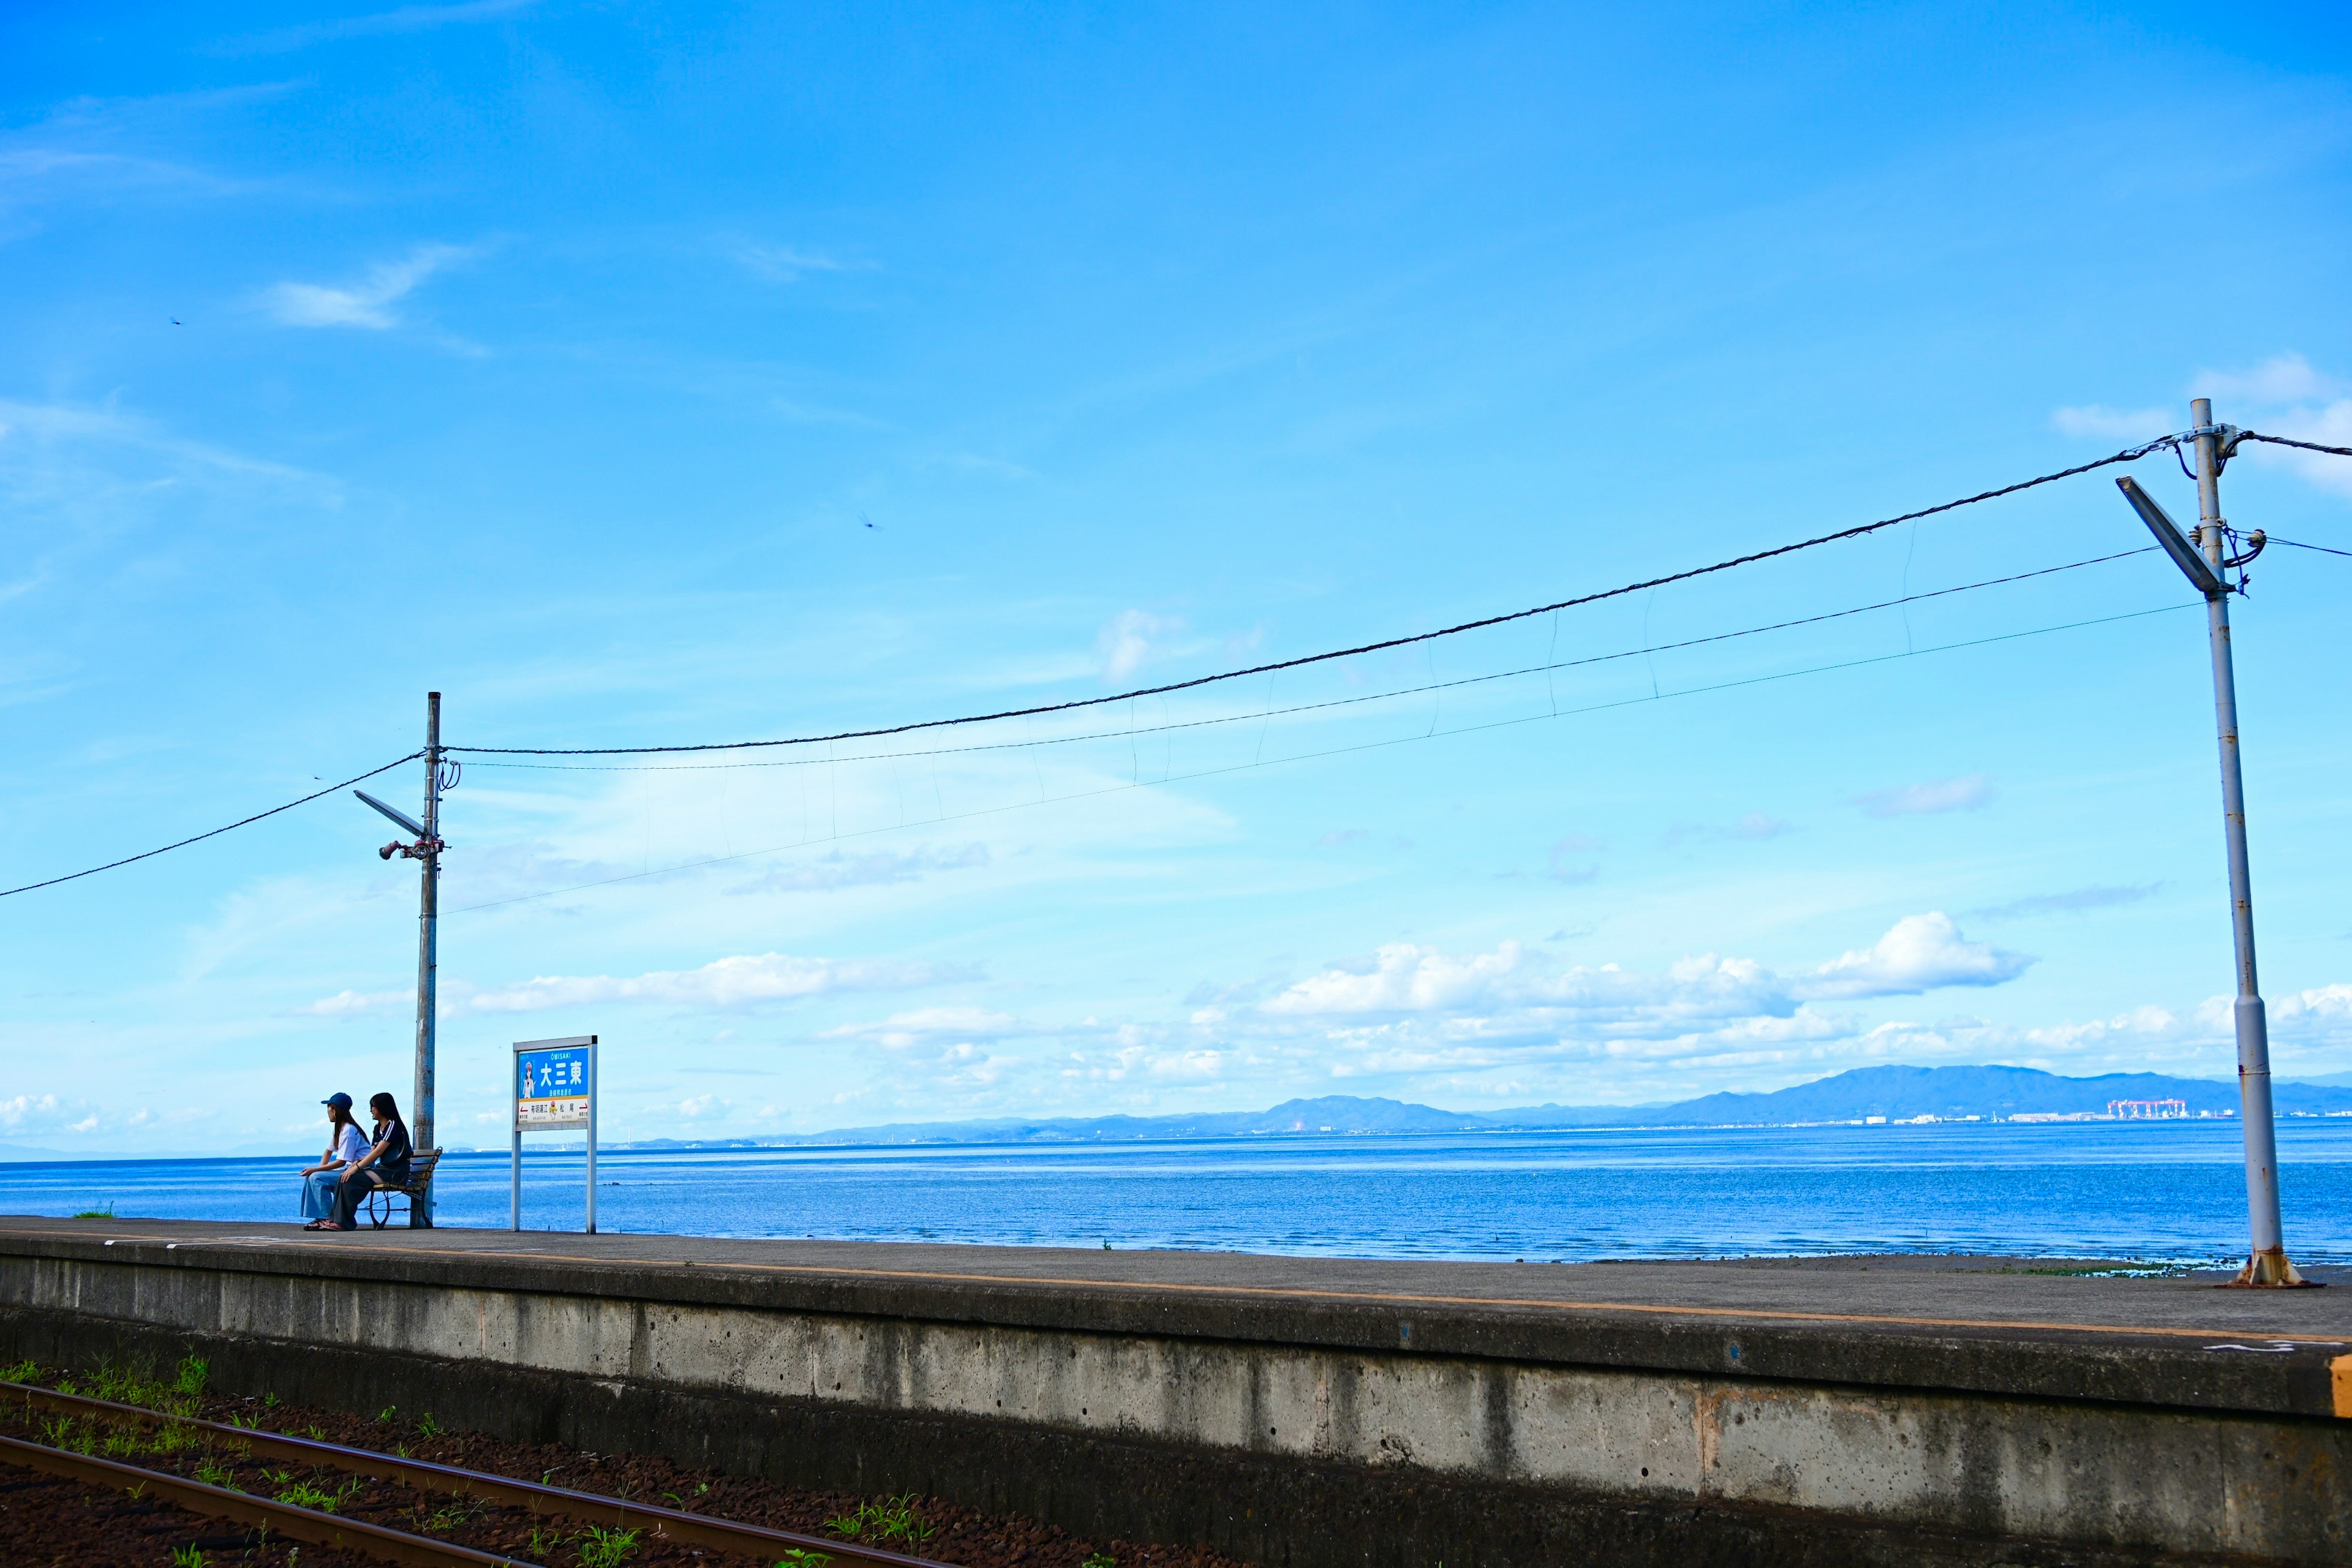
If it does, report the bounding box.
[4,1,2352,1156]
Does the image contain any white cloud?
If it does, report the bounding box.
[1796,912,2030,1000]
[295,988,407,1018]
[2184,353,2352,496]
[1267,941,1529,1016]
[301,951,957,1018]
[731,243,861,284]
[1098,609,1184,680]
[2059,355,2352,499]
[1970,883,2162,921]
[2274,984,2352,1032]
[458,952,956,1013]
[2195,352,2342,405]
[818,1010,1011,1086]
[218,0,536,55]
[1666,812,1794,846]
[262,245,467,330]
[2245,399,2352,499]
[729,843,987,894]
[1854,774,1992,817]
[0,398,334,492]
[0,1093,62,1130]
[1259,914,2026,1049]
[2052,404,2173,442]
[823,1006,1016,1044]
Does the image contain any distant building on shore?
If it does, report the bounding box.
[2106,1098,2189,1120]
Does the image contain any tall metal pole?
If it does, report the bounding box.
[412,692,442,1228]
[2192,399,2307,1287]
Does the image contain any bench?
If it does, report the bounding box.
[363,1147,443,1229]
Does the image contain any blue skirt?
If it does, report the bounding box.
[300,1170,341,1219]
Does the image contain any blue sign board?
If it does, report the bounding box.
[516,1046,591,1127]
[513,1033,600,1233]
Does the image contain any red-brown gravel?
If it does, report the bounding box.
[1,1360,1253,1568]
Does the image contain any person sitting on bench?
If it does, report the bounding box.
[300,1092,368,1229]
[328,1092,413,1231]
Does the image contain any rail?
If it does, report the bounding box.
[0,1431,529,1567]
[2,1379,952,1568]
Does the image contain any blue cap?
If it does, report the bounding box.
[321,1092,353,1110]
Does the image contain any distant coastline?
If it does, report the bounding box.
[618,1062,2352,1150]
[9,1063,2351,1164]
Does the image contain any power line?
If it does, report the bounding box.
[0,753,423,900]
[0,433,2260,900]
[447,600,2198,916]
[447,436,2192,758]
[461,546,2157,774]
[2242,431,2352,459]
[2269,536,2352,560]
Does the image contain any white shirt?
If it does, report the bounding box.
[331,1122,369,1166]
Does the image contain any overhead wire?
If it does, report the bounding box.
[0,753,423,900]
[10,423,2332,902]
[458,546,2159,774]
[2241,431,2352,459]
[2269,537,2352,560]
[445,434,2195,758]
[446,601,2202,916]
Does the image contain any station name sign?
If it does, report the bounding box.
[515,1038,593,1130]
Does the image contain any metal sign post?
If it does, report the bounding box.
[512,1035,598,1234]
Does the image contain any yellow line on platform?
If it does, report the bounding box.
[31,1226,2351,1349]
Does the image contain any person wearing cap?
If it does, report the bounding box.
[300,1093,368,1228]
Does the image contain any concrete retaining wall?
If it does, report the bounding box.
[3,1232,2346,1567]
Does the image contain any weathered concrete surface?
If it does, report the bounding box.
[2,1218,2348,1566]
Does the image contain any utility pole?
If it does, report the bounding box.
[2118,399,2305,1286]
[413,692,443,1227]
[2189,401,2306,1287]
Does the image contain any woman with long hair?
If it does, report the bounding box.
[326,1091,414,1232]
[299,1092,368,1229]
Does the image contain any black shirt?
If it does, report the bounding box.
[372,1118,413,1186]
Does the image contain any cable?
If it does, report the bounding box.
[0,753,423,900]
[2241,431,2352,459]
[459,546,2157,774]
[447,436,2190,758]
[2270,537,2352,560]
[448,601,2197,916]
[0,440,2215,900]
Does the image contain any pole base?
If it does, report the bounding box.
[2222,1247,2323,1287]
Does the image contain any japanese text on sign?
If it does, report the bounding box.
[515,1045,590,1129]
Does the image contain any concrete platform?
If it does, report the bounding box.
[4,1216,2350,1566]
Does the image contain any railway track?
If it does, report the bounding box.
[1,1378,951,1568]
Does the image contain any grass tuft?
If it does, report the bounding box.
[824,1494,937,1547]
[576,1523,642,1568]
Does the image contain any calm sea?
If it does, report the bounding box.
[6,1120,2349,1265]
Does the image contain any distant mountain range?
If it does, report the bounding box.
[10,1065,2350,1163]
[625,1063,2352,1148]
